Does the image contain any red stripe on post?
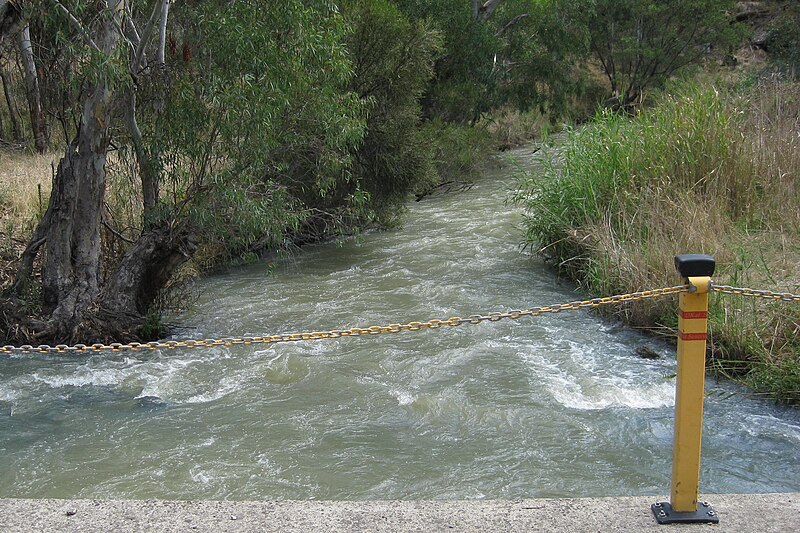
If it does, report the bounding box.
[678,332,707,341]
[680,310,708,320]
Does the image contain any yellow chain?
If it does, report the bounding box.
[0,285,689,355]
[710,283,800,302]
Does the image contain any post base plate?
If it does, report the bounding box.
[652,501,719,524]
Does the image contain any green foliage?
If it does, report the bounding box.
[27,0,129,140]
[140,1,367,266]
[516,81,748,283]
[395,0,589,123]
[517,77,800,401]
[140,309,166,340]
[422,118,494,182]
[769,3,800,77]
[342,0,442,214]
[516,109,634,271]
[586,0,738,105]
[748,358,800,403]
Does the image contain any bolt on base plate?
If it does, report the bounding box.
[652,501,719,524]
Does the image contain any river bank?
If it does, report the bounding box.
[2,494,798,532]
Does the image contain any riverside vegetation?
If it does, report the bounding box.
[517,78,800,403]
[1,1,798,401]
[516,0,800,402]
[0,0,572,343]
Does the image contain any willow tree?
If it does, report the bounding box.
[4,0,365,344]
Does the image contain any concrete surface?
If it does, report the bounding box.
[1,494,798,532]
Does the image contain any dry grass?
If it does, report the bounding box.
[0,150,56,227]
[484,107,551,149]
[0,149,57,287]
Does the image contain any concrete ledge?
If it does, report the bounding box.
[2,494,798,532]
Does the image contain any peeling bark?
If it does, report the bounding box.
[42,124,107,334]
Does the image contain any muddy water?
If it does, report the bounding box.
[1,145,799,500]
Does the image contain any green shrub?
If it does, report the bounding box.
[343,0,442,216]
[423,119,494,183]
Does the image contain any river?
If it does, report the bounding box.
[1,145,799,500]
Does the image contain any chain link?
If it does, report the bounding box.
[0,285,689,355]
[4,283,797,356]
[710,283,800,302]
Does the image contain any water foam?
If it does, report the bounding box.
[0,385,19,403]
[391,389,415,406]
[741,414,800,444]
[182,375,242,404]
[190,468,213,484]
[547,374,675,410]
[529,350,675,410]
[31,368,127,389]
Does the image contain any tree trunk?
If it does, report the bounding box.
[0,65,23,141]
[7,0,201,345]
[11,188,52,293]
[18,24,48,153]
[125,0,168,215]
[101,221,197,318]
[158,0,170,66]
[125,87,159,214]
[33,0,123,340]
[42,112,109,336]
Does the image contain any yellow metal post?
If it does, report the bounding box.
[671,275,710,512]
[652,254,718,525]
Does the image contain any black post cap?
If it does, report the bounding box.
[674,254,715,278]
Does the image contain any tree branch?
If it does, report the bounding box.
[477,0,505,22]
[132,0,164,73]
[158,0,170,66]
[49,0,100,53]
[496,13,529,37]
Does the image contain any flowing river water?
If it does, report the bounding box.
[1,145,799,500]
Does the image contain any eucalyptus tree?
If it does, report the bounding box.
[3,0,365,344]
[0,2,28,143]
[9,0,128,343]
